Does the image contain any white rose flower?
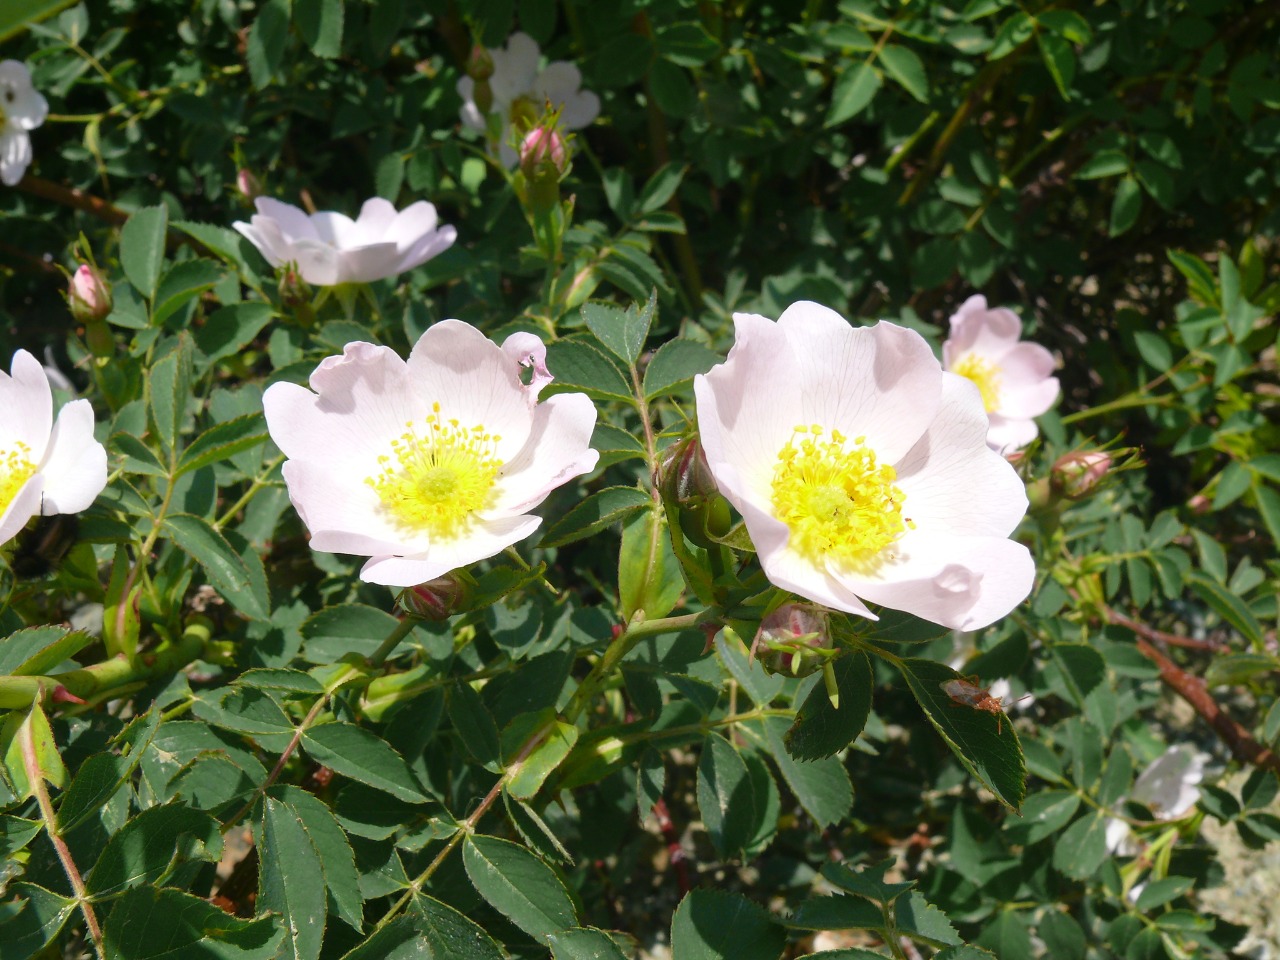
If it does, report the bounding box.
[942,295,1059,453]
[0,350,108,546]
[233,197,456,287]
[0,60,49,187]
[694,302,1035,631]
[262,321,599,586]
[1105,744,1209,855]
[457,32,600,168]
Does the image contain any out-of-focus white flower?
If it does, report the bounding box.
[0,350,107,546]
[233,197,456,287]
[942,295,1059,453]
[694,302,1035,631]
[263,321,598,586]
[457,32,599,168]
[1105,745,1209,855]
[987,677,1035,712]
[0,60,48,186]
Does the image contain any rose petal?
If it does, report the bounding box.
[0,473,43,546]
[0,350,53,458]
[487,392,599,515]
[359,514,542,586]
[38,399,107,514]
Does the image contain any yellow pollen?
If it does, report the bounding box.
[508,95,540,129]
[365,403,503,540]
[0,442,36,514]
[770,425,912,571]
[952,352,1002,413]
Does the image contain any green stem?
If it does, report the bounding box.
[22,714,105,960]
[214,455,284,531]
[1060,392,1176,425]
[367,617,420,669]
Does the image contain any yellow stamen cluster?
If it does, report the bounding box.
[365,403,503,540]
[771,425,911,570]
[0,442,36,514]
[951,352,1002,413]
[508,95,540,130]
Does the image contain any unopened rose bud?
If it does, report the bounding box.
[68,264,112,324]
[466,44,495,82]
[658,436,719,505]
[751,604,832,678]
[236,168,262,202]
[519,125,569,182]
[277,265,311,308]
[398,574,468,620]
[1051,451,1112,500]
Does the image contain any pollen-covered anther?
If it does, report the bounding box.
[365,402,504,540]
[770,424,911,570]
[0,441,36,512]
[951,352,1002,413]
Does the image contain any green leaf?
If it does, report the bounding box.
[670,889,786,960]
[581,299,648,366]
[102,885,282,959]
[1037,911,1085,960]
[192,685,295,740]
[195,303,275,364]
[463,834,578,939]
[120,205,168,299]
[655,22,718,67]
[785,653,873,760]
[1188,571,1264,646]
[897,658,1026,810]
[301,604,398,662]
[175,414,268,478]
[1134,876,1194,910]
[447,681,502,770]
[57,709,159,833]
[1109,176,1142,236]
[87,804,222,896]
[1050,643,1106,706]
[547,927,629,960]
[247,0,290,88]
[163,513,270,620]
[541,486,651,549]
[503,711,579,800]
[152,259,225,327]
[1257,482,1280,548]
[1004,790,1080,844]
[113,432,169,478]
[410,893,506,959]
[697,733,757,859]
[826,62,882,126]
[643,338,721,399]
[1037,32,1075,99]
[0,624,92,676]
[878,44,928,102]
[618,508,683,622]
[864,608,952,644]
[271,788,363,931]
[821,859,915,904]
[301,723,429,803]
[1167,250,1218,305]
[1133,331,1174,372]
[1075,149,1129,180]
[751,717,852,829]
[149,335,194,455]
[295,0,343,57]
[637,164,686,215]
[1204,652,1277,687]
[545,339,633,403]
[258,797,326,960]
[0,883,76,958]
[714,630,784,707]
[1051,810,1109,879]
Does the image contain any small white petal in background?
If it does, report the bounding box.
[0,60,48,187]
[0,350,108,546]
[1105,744,1209,856]
[263,321,598,587]
[694,302,1035,631]
[457,32,600,168]
[233,197,456,286]
[942,295,1059,454]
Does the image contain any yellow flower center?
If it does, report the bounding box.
[0,442,36,514]
[770,425,912,571]
[365,403,503,540]
[509,95,540,130]
[951,353,1002,413]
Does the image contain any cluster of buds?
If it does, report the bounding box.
[466,44,495,115]
[519,125,569,183]
[67,264,113,358]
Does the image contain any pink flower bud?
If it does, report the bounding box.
[1051,451,1112,500]
[398,574,468,620]
[236,168,262,202]
[277,265,311,308]
[467,44,495,81]
[519,126,569,182]
[67,264,112,324]
[751,604,832,677]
